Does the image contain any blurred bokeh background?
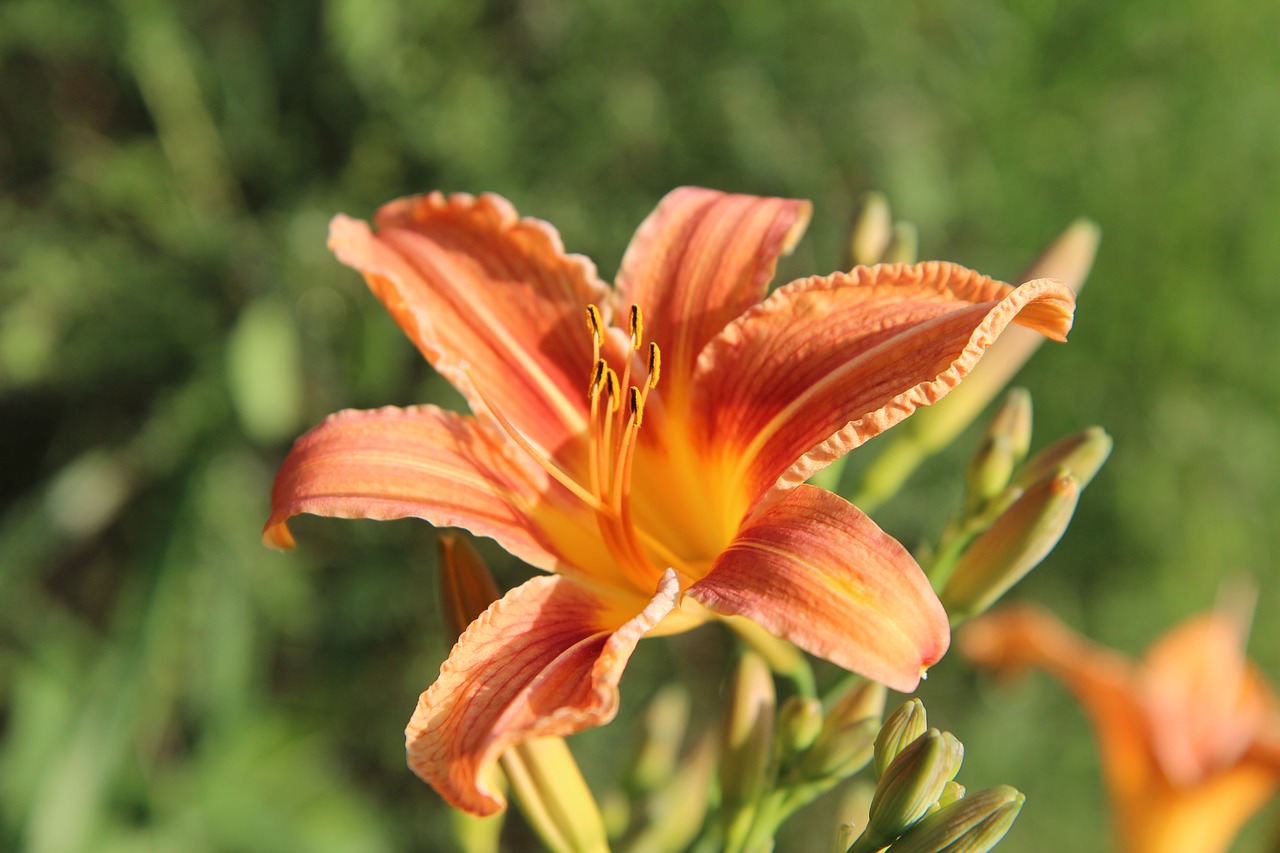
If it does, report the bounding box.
[2,0,1278,850]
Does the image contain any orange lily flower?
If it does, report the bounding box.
[962,604,1280,853]
[264,188,1075,815]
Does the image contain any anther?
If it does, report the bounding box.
[647,342,661,389]
[605,368,621,413]
[628,304,643,349]
[586,304,603,339]
[629,386,643,426]
[590,358,607,394]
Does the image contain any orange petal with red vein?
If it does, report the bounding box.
[407,570,679,815]
[686,485,948,693]
[328,192,609,462]
[691,262,1075,514]
[613,187,811,400]
[263,405,569,573]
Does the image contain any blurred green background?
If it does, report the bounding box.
[3,0,1278,850]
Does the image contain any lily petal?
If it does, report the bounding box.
[692,262,1075,514]
[1139,613,1276,784]
[686,484,948,693]
[406,570,679,815]
[263,405,568,572]
[613,187,811,398]
[328,192,610,459]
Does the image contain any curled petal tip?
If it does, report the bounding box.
[262,520,296,550]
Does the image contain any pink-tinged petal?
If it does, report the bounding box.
[328,192,609,461]
[686,485,948,693]
[1139,613,1280,785]
[691,262,1075,514]
[263,405,569,572]
[406,570,679,815]
[613,187,811,397]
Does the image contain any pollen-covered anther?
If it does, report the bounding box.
[586,304,603,339]
[604,368,621,414]
[586,304,604,362]
[589,359,607,396]
[629,386,644,427]
[628,304,643,349]
[646,342,661,389]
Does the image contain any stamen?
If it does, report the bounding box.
[646,342,661,389]
[464,367,614,516]
[628,304,643,349]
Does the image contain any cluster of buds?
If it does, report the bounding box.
[929,388,1112,621]
[843,701,1025,853]
[713,663,1028,853]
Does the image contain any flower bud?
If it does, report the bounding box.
[502,738,610,853]
[849,192,893,266]
[778,695,825,757]
[627,684,691,794]
[438,534,501,637]
[942,470,1081,620]
[965,434,1017,514]
[720,652,776,818]
[874,699,929,780]
[1012,425,1113,492]
[798,679,886,781]
[864,729,964,844]
[987,388,1033,466]
[884,785,1025,853]
[883,221,919,264]
[936,780,966,811]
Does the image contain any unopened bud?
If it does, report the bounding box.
[799,680,887,781]
[936,780,966,810]
[943,470,1081,620]
[1013,426,1112,491]
[628,684,691,794]
[963,390,1033,516]
[884,785,1025,853]
[849,192,893,266]
[720,652,776,816]
[1018,218,1101,292]
[864,729,964,845]
[438,535,502,638]
[502,738,610,853]
[883,221,919,265]
[987,388,1033,465]
[874,699,929,779]
[778,695,825,757]
[965,434,1017,514]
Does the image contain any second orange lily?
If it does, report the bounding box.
[963,602,1280,853]
[264,187,1075,815]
